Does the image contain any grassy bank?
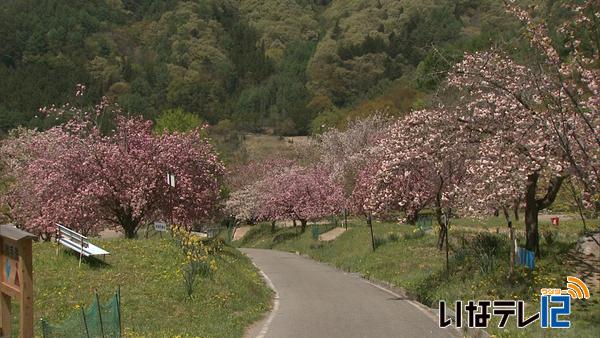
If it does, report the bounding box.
[237,219,599,337]
[32,236,271,337]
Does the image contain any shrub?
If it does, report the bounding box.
[467,233,506,276]
[387,233,400,242]
[404,229,425,240]
[451,246,468,265]
[273,231,300,244]
[310,242,326,250]
[542,229,557,245]
[478,253,496,275]
[172,224,220,298]
[373,235,388,249]
[470,233,503,256]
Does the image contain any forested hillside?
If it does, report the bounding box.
[0,0,560,135]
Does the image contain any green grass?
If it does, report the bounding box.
[450,213,596,243]
[237,219,599,337]
[237,221,444,292]
[30,236,271,337]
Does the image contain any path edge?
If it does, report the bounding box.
[242,251,279,338]
[285,249,488,338]
[241,248,489,338]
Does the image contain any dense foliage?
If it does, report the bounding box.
[225,0,598,258]
[1,0,527,136]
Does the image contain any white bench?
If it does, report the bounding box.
[56,224,109,266]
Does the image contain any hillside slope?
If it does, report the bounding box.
[0,0,520,135]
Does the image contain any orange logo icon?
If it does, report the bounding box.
[562,276,590,300]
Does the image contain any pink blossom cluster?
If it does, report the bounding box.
[1,100,224,238]
[225,160,344,225]
[361,108,466,223]
[255,165,344,224]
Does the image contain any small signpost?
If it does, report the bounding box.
[166,172,176,225]
[153,221,168,238]
[166,173,176,188]
[0,224,35,338]
[551,217,559,227]
[145,221,168,239]
[154,221,167,233]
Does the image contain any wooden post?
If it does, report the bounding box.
[0,224,36,338]
[0,235,10,337]
[19,240,33,338]
[1,294,11,337]
[368,214,375,251]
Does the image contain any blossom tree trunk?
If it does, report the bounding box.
[300,219,307,232]
[116,208,141,239]
[524,173,566,256]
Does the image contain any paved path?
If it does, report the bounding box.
[242,249,456,338]
[318,227,347,241]
[233,226,253,241]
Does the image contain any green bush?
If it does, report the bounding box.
[310,242,326,250]
[404,229,425,240]
[470,233,504,256]
[464,233,506,275]
[542,229,557,245]
[387,233,400,242]
[183,260,214,298]
[273,231,301,244]
[478,253,496,275]
[451,246,468,265]
[373,235,388,249]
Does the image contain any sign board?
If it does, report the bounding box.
[0,224,35,338]
[551,217,559,227]
[154,222,168,232]
[3,241,20,288]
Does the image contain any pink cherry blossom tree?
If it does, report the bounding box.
[257,165,344,232]
[317,113,392,183]
[1,94,224,239]
[224,183,262,225]
[225,158,296,192]
[317,113,393,227]
[365,109,467,253]
[447,0,599,255]
[224,158,296,227]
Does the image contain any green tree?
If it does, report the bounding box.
[155,108,203,134]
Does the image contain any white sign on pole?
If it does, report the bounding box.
[166,173,176,188]
[154,221,168,232]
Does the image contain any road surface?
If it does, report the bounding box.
[242,248,457,338]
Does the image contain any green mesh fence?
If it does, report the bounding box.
[41,288,121,338]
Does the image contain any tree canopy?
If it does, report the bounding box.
[0,0,531,136]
